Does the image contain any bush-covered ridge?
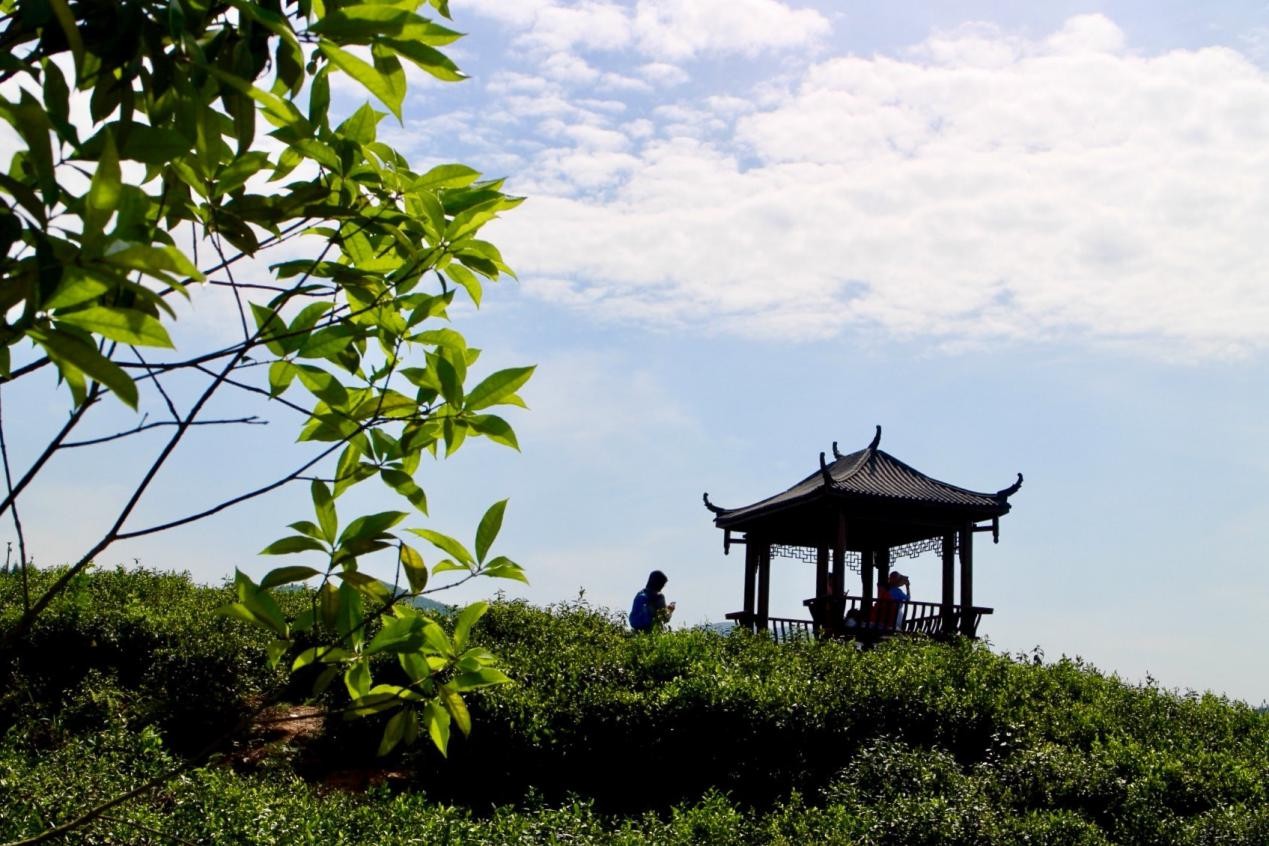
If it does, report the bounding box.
[3,567,1268,845]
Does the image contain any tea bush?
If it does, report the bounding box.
[0,566,303,750]
[3,568,1268,844]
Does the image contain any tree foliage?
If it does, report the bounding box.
[0,0,531,770]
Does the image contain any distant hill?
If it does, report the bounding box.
[376,580,452,615]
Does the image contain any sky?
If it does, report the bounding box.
[4,1,1269,705]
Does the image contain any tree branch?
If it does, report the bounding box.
[61,416,267,449]
[0,391,30,612]
[0,385,101,522]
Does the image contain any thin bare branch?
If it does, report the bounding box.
[61,417,267,449]
[114,437,348,541]
[0,391,29,612]
[0,385,101,523]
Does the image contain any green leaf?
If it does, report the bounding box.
[380,468,428,514]
[55,306,174,348]
[103,243,203,283]
[260,565,321,589]
[299,324,358,359]
[435,355,462,407]
[345,661,372,699]
[442,263,482,307]
[380,37,466,82]
[44,267,115,311]
[440,685,471,737]
[206,66,311,132]
[414,164,480,190]
[482,555,529,584]
[467,414,519,450]
[466,366,535,411]
[235,569,288,636]
[333,441,369,497]
[337,581,365,649]
[250,303,287,356]
[312,479,338,543]
[400,543,427,592]
[132,124,194,167]
[338,570,391,603]
[378,708,409,756]
[421,700,451,755]
[296,364,349,408]
[312,666,340,697]
[474,499,506,564]
[452,600,487,652]
[82,128,121,242]
[320,582,341,630]
[269,360,298,396]
[338,510,407,546]
[311,6,461,43]
[288,520,323,539]
[259,535,328,555]
[408,529,473,567]
[335,102,383,145]
[366,614,424,655]
[265,639,290,668]
[215,602,262,627]
[452,667,512,691]
[431,558,468,576]
[319,39,404,120]
[372,43,406,121]
[28,327,137,409]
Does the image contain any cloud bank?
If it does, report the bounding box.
[459,9,1269,357]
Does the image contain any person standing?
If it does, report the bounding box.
[630,570,675,632]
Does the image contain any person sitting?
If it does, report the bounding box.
[887,571,911,629]
[868,577,896,629]
[629,570,675,632]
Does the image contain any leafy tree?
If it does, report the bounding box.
[0,0,530,781]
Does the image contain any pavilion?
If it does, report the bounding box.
[703,427,1022,642]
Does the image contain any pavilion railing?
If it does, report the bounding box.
[768,617,815,643]
[729,599,993,643]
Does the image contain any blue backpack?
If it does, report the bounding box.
[629,589,652,631]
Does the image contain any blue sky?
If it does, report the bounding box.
[5,1,1269,705]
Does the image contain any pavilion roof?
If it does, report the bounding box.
[705,427,1022,532]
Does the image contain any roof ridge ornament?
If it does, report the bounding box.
[702,492,725,514]
[831,441,842,460]
[996,473,1024,498]
[819,452,835,488]
[868,425,882,452]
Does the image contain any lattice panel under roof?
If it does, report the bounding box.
[770,535,955,571]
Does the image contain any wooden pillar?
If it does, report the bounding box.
[876,547,891,590]
[742,538,758,632]
[815,544,829,601]
[941,532,956,635]
[831,511,847,598]
[860,548,873,601]
[958,524,974,636]
[757,541,772,632]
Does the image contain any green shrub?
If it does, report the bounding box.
[4,568,1269,844]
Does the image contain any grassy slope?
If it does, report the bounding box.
[2,567,1267,845]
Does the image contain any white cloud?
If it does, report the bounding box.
[633,0,830,60]
[638,61,690,86]
[484,15,1269,356]
[468,0,828,61]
